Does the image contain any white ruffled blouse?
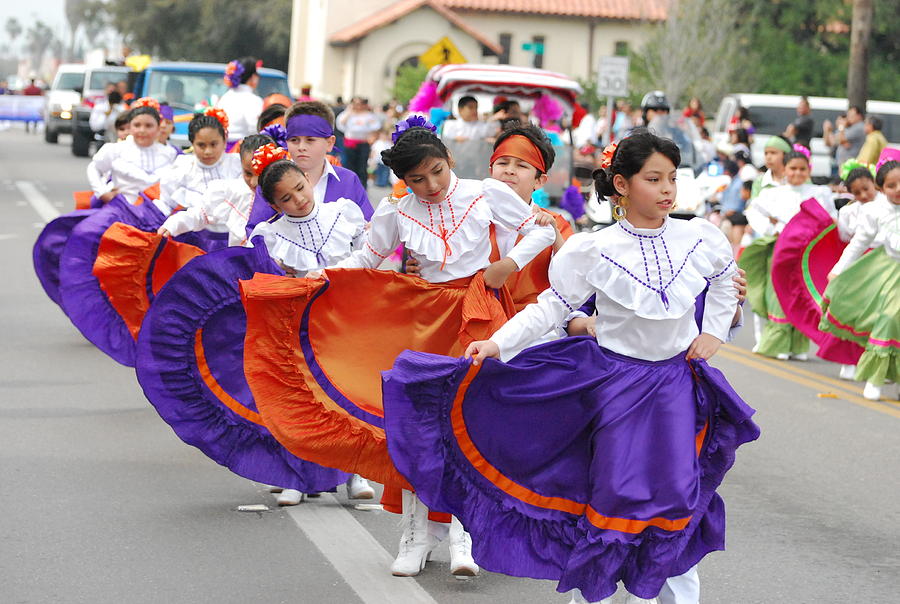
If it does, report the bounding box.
[746,183,836,237]
[832,195,900,273]
[160,178,254,246]
[336,173,555,283]
[154,153,243,214]
[86,138,177,203]
[248,198,366,274]
[491,217,739,361]
[837,193,886,243]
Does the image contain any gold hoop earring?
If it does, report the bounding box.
[612,203,627,221]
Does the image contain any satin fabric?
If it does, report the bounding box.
[33,209,97,309]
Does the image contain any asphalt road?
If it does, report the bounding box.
[1,124,898,604]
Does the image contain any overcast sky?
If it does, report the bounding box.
[2,1,67,38]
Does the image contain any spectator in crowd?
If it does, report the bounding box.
[442,96,497,142]
[730,128,751,157]
[22,78,43,133]
[783,96,813,149]
[491,98,522,129]
[369,129,393,188]
[857,115,888,165]
[0,80,8,94]
[735,149,759,182]
[699,127,717,165]
[612,100,633,139]
[683,97,705,127]
[335,96,381,188]
[834,105,866,166]
[718,160,749,248]
[822,113,847,179]
[89,89,129,143]
[729,106,755,139]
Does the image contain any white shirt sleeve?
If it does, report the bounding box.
[86,143,115,196]
[745,190,776,236]
[836,203,857,242]
[333,199,400,268]
[160,207,207,237]
[336,198,368,251]
[491,234,597,357]
[693,219,739,343]
[89,101,109,132]
[832,205,879,274]
[481,178,555,269]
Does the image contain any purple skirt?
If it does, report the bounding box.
[32,209,98,309]
[135,242,349,492]
[382,337,759,601]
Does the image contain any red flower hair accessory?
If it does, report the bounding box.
[132,96,161,112]
[599,141,619,169]
[251,143,290,176]
[203,107,230,132]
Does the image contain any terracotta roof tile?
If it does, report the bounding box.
[441,0,668,20]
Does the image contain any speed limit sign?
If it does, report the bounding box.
[596,56,629,97]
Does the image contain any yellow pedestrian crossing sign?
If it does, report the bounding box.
[419,37,466,69]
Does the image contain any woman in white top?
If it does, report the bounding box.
[86,99,177,204]
[380,130,760,604]
[216,58,263,143]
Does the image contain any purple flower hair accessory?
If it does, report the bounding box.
[224,60,245,89]
[392,115,437,144]
[260,123,288,150]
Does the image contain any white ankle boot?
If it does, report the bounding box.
[568,590,612,604]
[391,491,440,577]
[448,516,479,577]
[624,596,659,604]
[276,489,304,506]
[345,474,375,499]
[863,381,882,401]
[839,364,857,380]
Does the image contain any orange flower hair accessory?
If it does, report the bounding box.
[599,141,618,169]
[251,143,290,176]
[203,106,230,132]
[132,97,161,112]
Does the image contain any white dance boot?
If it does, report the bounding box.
[863,381,882,401]
[391,491,440,576]
[839,364,857,380]
[568,590,612,604]
[751,314,766,353]
[448,516,479,577]
[345,474,375,499]
[276,489,304,506]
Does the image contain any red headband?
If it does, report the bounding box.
[490,135,546,173]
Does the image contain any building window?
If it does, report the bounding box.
[532,35,545,68]
[498,33,511,64]
[614,41,629,57]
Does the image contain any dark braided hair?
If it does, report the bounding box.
[237,57,258,85]
[591,129,680,200]
[494,121,556,176]
[381,127,450,180]
[260,160,305,205]
[188,113,226,143]
[257,104,287,131]
[876,160,900,188]
[129,105,160,124]
[240,134,275,160]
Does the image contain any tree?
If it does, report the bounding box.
[846,0,874,108]
[106,0,292,70]
[65,0,88,60]
[26,21,55,71]
[6,17,23,53]
[392,63,429,105]
[630,0,756,110]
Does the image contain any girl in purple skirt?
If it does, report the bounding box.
[382,129,760,603]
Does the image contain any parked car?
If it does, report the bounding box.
[43,64,85,143]
[712,93,900,181]
[67,65,133,155]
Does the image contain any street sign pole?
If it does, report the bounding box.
[596,55,629,146]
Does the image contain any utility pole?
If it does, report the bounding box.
[846,0,873,109]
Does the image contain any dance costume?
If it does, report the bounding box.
[216,83,263,142]
[381,216,760,601]
[820,194,900,386]
[86,138,177,204]
[160,178,255,247]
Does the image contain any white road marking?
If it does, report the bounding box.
[284,493,438,604]
[16,180,60,222]
[0,233,20,241]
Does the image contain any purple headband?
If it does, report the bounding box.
[285,114,334,139]
[159,104,174,121]
[875,147,900,173]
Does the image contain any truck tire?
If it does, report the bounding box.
[72,128,91,157]
[45,127,58,144]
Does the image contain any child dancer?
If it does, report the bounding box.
[381,129,760,603]
[154,109,241,216]
[158,134,273,246]
[837,160,881,243]
[742,145,835,359]
[750,135,790,199]
[822,148,900,400]
[217,57,264,145]
[86,98,177,204]
[157,103,182,155]
[246,144,375,505]
[245,101,374,233]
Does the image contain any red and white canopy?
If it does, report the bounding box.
[428,63,583,110]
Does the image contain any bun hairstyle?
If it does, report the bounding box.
[494,122,556,175]
[240,133,275,160]
[381,125,450,180]
[875,160,900,188]
[591,129,680,200]
[188,113,227,143]
[260,160,304,205]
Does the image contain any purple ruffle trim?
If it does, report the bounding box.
[135,242,349,491]
[383,337,759,601]
[32,209,97,309]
